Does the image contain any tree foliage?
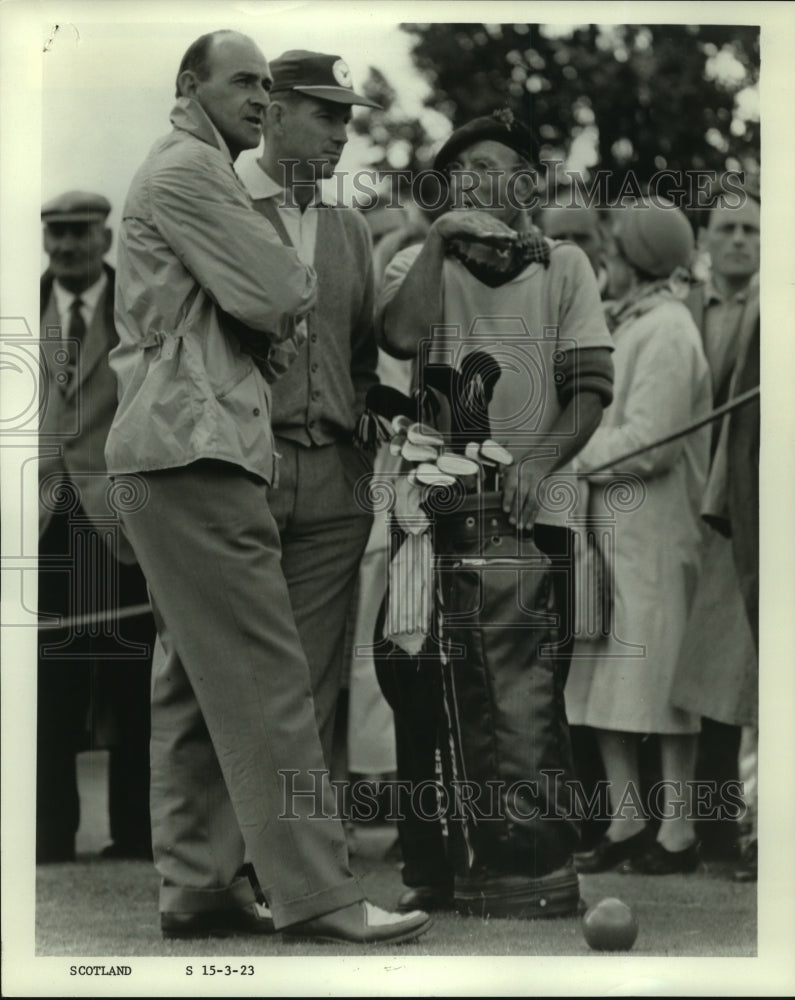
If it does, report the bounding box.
[350,65,441,178]
[355,22,760,197]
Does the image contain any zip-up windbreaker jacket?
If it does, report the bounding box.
[105,98,317,483]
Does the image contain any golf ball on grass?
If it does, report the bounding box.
[582,897,639,951]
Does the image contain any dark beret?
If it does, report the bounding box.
[433,109,540,172]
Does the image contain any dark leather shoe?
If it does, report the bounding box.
[100,841,153,861]
[397,885,454,913]
[161,901,275,939]
[733,839,757,883]
[574,826,652,874]
[36,848,76,864]
[623,839,701,875]
[282,900,432,945]
[454,859,581,919]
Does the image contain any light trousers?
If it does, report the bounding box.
[119,460,363,927]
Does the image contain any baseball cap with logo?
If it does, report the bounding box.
[269,50,381,108]
[41,190,111,225]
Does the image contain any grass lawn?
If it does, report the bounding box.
[35,825,755,959]
[11,752,769,996]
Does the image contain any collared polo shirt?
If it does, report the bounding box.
[236,160,321,266]
[237,158,378,447]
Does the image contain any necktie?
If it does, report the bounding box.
[63,297,85,389]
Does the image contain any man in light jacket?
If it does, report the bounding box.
[105,29,429,946]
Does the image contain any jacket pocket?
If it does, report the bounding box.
[214,362,253,401]
[216,365,268,423]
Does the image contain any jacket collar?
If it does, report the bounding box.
[41,261,115,317]
[51,270,107,319]
[40,263,116,398]
[704,276,752,308]
[169,97,234,163]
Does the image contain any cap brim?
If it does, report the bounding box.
[42,213,108,223]
[277,84,381,109]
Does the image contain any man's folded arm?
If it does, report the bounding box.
[149,148,317,338]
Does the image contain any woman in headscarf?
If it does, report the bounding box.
[565,199,712,875]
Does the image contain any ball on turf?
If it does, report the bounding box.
[582,897,639,951]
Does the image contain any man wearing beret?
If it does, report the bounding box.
[104,29,429,944]
[37,191,155,863]
[377,110,614,916]
[235,50,380,768]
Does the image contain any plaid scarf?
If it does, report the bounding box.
[604,274,691,333]
[447,230,551,287]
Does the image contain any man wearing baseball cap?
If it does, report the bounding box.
[236,50,380,769]
[38,191,155,864]
[377,110,614,917]
[265,49,380,108]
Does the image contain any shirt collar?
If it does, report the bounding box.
[52,269,107,315]
[705,277,748,308]
[236,157,329,208]
[236,158,288,201]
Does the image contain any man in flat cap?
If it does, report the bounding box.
[236,50,380,769]
[37,190,155,864]
[376,110,615,917]
[104,29,429,944]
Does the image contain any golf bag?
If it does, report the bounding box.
[433,493,582,916]
[375,493,582,917]
[368,347,581,917]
